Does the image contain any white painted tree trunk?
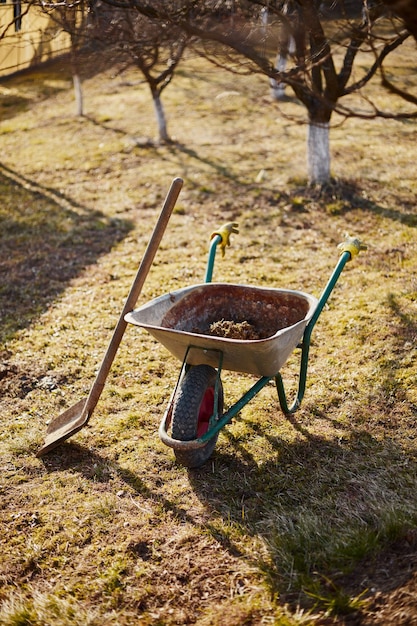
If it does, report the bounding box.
[307,121,331,185]
[152,92,169,143]
[271,36,295,101]
[270,52,288,101]
[73,73,83,117]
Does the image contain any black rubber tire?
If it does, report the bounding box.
[171,364,224,468]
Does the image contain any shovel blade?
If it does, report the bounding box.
[36,399,90,457]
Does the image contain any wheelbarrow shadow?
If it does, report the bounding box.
[186,412,417,608]
[39,440,212,531]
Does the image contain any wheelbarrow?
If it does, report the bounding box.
[125,224,365,468]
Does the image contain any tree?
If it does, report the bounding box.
[91,1,189,143]
[194,1,416,184]
[256,0,415,184]
[37,0,91,116]
[101,0,416,185]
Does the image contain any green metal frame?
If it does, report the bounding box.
[274,248,352,414]
[205,233,222,283]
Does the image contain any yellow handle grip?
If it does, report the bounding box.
[337,235,367,259]
[210,222,239,257]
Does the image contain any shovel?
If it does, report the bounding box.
[36,177,183,457]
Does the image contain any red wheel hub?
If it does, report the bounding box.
[197,387,215,437]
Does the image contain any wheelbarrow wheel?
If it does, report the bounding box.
[171,364,223,469]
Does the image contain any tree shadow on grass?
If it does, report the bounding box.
[386,292,417,339]
[354,291,417,446]
[299,178,417,227]
[80,117,245,184]
[76,113,252,186]
[39,441,218,538]
[0,164,133,343]
[169,142,244,185]
[186,422,417,616]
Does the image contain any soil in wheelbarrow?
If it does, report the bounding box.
[207,319,261,340]
[162,284,310,340]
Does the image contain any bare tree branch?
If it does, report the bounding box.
[381,65,417,105]
[342,29,410,95]
[382,0,417,39]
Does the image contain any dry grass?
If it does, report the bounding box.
[1,42,417,625]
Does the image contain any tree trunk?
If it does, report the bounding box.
[307,121,330,185]
[270,49,288,101]
[271,36,295,101]
[73,73,84,117]
[70,39,83,117]
[152,90,169,143]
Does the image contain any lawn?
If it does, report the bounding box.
[1,43,417,625]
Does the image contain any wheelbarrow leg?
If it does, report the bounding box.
[274,242,365,415]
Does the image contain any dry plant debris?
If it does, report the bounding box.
[208,319,261,340]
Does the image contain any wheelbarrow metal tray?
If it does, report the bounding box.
[125,283,318,377]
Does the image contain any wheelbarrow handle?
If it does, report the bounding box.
[205,222,239,282]
[337,235,367,258]
[308,235,366,332]
[275,235,366,415]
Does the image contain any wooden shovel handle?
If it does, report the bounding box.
[83,177,183,418]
